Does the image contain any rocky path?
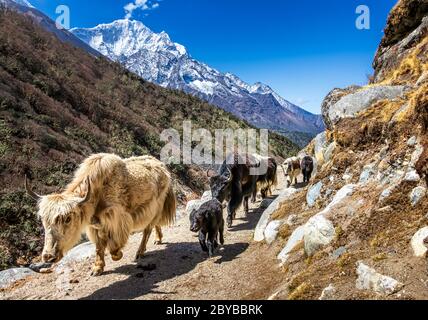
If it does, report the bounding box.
[0,176,289,300]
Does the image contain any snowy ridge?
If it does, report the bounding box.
[71,19,325,143]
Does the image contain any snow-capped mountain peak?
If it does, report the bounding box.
[71,19,324,145]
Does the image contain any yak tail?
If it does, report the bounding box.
[159,185,176,227]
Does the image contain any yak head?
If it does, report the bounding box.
[207,167,232,203]
[25,176,91,263]
[189,209,204,233]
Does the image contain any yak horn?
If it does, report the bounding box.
[25,175,42,202]
[79,178,91,204]
[225,167,233,182]
[207,169,217,178]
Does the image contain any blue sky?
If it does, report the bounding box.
[30,0,397,114]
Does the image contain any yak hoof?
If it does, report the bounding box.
[111,251,123,262]
[134,251,146,261]
[91,266,104,277]
[154,240,162,245]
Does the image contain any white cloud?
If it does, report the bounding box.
[124,0,161,19]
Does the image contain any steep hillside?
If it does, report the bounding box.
[71,19,324,146]
[0,10,298,270]
[253,0,428,300]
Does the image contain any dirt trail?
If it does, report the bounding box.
[0,175,291,300]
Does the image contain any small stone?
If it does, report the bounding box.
[69,279,79,284]
[359,164,377,184]
[319,284,336,300]
[404,170,420,182]
[407,136,417,147]
[411,227,428,258]
[410,186,426,207]
[39,268,53,274]
[356,262,403,295]
[379,187,393,202]
[28,262,53,273]
[331,247,346,260]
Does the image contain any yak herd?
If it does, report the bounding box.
[24,152,314,275]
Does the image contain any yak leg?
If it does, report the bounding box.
[251,186,258,203]
[227,197,241,228]
[110,244,123,262]
[154,226,163,245]
[207,231,217,257]
[219,218,225,246]
[91,240,107,276]
[243,196,250,216]
[199,231,208,252]
[135,226,153,260]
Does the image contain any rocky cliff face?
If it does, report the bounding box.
[256,0,428,300]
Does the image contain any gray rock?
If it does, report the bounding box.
[327,86,407,127]
[0,268,36,289]
[410,186,426,207]
[307,181,323,208]
[28,262,53,273]
[55,242,95,273]
[277,226,305,264]
[404,170,420,182]
[324,142,336,163]
[321,86,361,130]
[410,227,428,258]
[313,132,328,164]
[318,184,356,217]
[331,246,347,260]
[319,284,336,300]
[379,187,394,202]
[304,215,336,256]
[359,163,377,184]
[410,144,424,168]
[264,220,284,245]
[356,262,403,295]
[407,136,417,147]
[254,188,298,242]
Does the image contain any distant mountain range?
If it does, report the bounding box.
[3,0,324,146]
[71,19,324,146]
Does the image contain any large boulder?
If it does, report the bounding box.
[321,86,361,130]
[55,242,95,273]
[325,86,408,128]
[303,215,335,256]
[264,220,284,245]
[254,188,298,242]
[0,268,36,289]
[356,262,403,296]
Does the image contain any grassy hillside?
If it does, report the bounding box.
[0,9,298,270]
